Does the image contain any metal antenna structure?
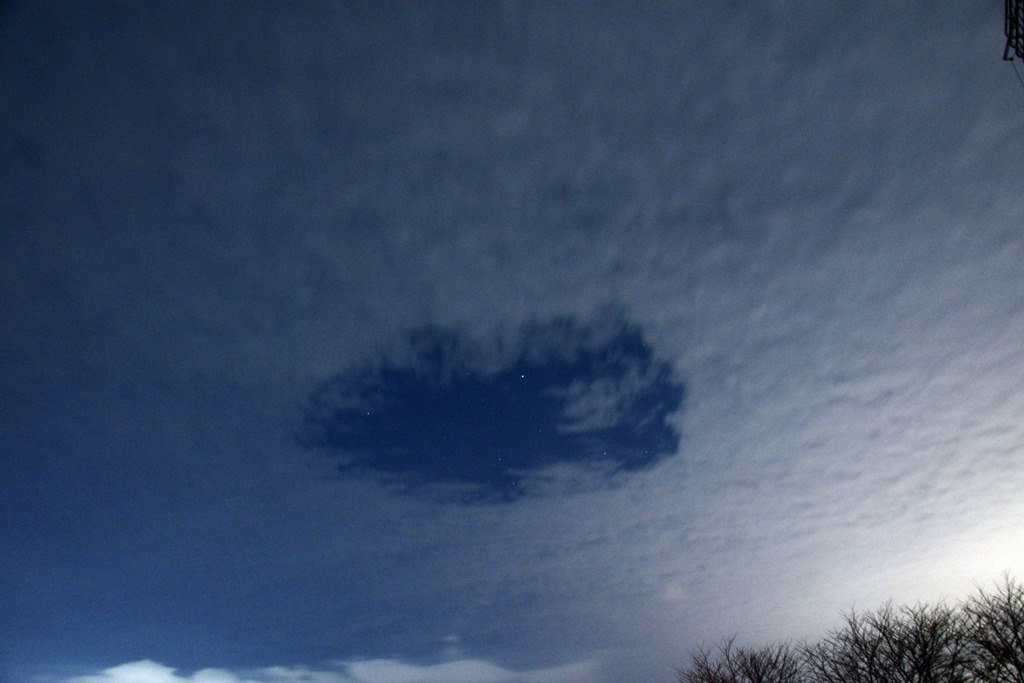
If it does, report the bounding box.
[1006,0,1024,59]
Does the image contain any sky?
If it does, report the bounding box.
[2,2,1024,682]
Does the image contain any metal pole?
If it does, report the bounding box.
[1007,0,1024,60]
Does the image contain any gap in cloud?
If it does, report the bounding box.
[298,314,685,501]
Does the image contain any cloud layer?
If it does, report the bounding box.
[2,3,1024,683]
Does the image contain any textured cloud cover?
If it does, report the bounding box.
[2,2,1024,682]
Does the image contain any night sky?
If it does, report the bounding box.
[2,3,1024,682]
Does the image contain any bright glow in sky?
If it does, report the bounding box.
[2,2,1023,682]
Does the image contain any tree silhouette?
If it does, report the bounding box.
[963,575,1024,683]
[677,638,806,683]
[802,602,969,683]
[677,575,1024,683]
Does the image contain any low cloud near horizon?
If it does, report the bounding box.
[63,657,599,683]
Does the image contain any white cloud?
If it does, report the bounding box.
[65,660,356,683]
[62,658,598,683]
[346,657,597,683]
[68,661,253,683]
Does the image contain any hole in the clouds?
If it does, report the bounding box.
[299,316,684,501]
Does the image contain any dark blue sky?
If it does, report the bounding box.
[303,318,684,499]
[2,3,1024,683]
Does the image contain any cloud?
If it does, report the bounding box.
[4,3,1024,682]
[63,658,598,683]
[344,657,597,683]
[67,660,267,683]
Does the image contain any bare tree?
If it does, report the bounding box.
[801,602,970,683]
[963,574,1024,683]
[678,637,807,683]
[678,577,1024,683]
